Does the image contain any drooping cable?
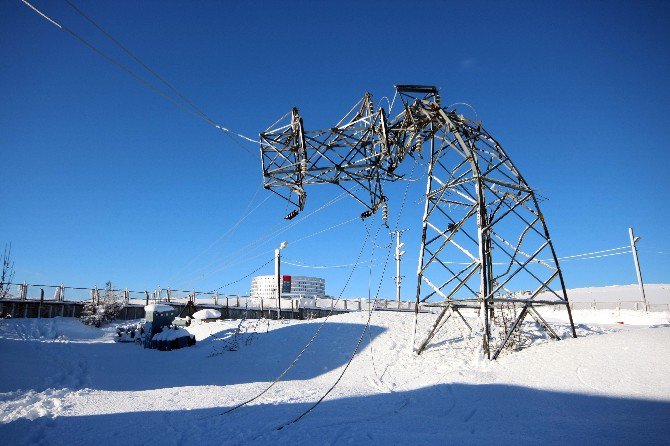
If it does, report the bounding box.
[169,187,269,286]
[185,191,354,284]
[20,0,259,155]
[278,160,418,428]
[208,258,273,294]
[220,226,372,415]
[277,218,396,429]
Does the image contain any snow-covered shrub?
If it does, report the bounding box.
[80,282,124,327]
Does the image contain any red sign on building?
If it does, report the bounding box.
[281,275,292,293]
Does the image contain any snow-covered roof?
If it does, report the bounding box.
[193,309,221,320]
[144,304,175,313]
[152,327,193,341]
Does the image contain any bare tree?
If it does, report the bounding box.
[0,243,15,299]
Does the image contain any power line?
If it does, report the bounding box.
[208,258,273,294]
[554,246,629,261]
[282,259,373,269]
[438,245,634,265]
[183,191,355,284]
[278,218,395,428]
[221,226,373,416]
[169,187,269,286]
[192,214,360,283]
[20,0,259,157]
[557,250,631,262]
[63,0,212,125]
[279,162,416,427]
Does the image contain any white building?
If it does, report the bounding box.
[250,275,326,299]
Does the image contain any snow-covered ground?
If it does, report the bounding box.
[0,306,668,445]
[565,283,670,303]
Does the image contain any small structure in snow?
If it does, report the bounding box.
[150,326,195,351]
[144,303,179,346]
[193,308,221,322]
[144,304,175,313]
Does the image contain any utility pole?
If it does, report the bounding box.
[628,227,647,310]
[391,230,407,304]
[275,241,288,319]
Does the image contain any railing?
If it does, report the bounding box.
[1,282,667,313]
[0,281,420,312]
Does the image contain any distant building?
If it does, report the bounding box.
[250,275,326,299]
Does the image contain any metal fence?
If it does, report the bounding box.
[0,281,420,312]
[1,281,667,313]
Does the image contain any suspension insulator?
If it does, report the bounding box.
[382,202,389,225]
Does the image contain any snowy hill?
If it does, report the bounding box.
[0,308,668,444]
[566,283,670,303]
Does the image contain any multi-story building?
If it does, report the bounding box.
[250,275,326,299]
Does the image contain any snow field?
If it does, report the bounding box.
[0,307,668,445]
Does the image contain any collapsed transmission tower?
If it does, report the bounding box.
[260,85,577,359]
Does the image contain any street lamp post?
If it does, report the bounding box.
[628,227,647,311]
[275,241,288,319]
[391,230,407,304]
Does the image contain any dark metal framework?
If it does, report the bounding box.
[260,85,577,359]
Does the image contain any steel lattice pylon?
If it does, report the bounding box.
[260,85,577,359]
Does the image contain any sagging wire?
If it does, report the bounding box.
[278,158,418,428]
[170,186,268,286]
[182,191,354,286]
[277,215,396,429]
[192,213,360,288]
[220,225,373,416]
[21,0,260,155]
[208,258,274,294]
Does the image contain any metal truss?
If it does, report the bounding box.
[261,93,393,220]
[260,85,577,359]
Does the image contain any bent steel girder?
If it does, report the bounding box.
[259,85,576,359]
[261,93,392,220]
[395,91,576,358]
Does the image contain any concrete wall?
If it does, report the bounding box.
[0,299,345,321]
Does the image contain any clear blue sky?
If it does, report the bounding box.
[1,0,668,299]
